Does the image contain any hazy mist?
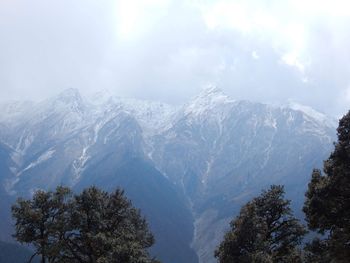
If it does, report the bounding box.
[1,0,350,116]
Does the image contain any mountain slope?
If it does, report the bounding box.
[148,87,335,262]
[0,91,197,263]
[77,156,197,262]
[0,88,336,263]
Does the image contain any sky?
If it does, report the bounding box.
[1,0,350,116]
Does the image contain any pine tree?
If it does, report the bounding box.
[12,186,158,263]
[303,110,350,262]
[303,238,332,263]
[64,187,155,263]
[215,185,306,263]
[11,186,72,263]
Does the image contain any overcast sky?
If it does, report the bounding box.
[1,0,350,116]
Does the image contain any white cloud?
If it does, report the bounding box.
[251,51,259,60]
[1,0,350,116]
[115,0,171,41]
[281,52,305,72]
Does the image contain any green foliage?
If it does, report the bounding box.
[64,187,155,263]
[303,238,331,263]
[215,185,306,263]
[303,110,350,262]
[12,186,157,263]
[12,186,71,263]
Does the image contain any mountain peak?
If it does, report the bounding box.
[56,88,82,100]
[184,86,234,116]
[45,88,86,113]
[87,89,115,106]
[198,85,225,98]
[287,101,337,128]
[50,88,85,107]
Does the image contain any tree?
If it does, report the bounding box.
[303,238,332,263]
[303,110,350,262]
[11,186,71,263]
[215,185,306,263]
[63,187,155,263]
[12,186,158,263]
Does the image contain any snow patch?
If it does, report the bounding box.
[18,149,56,175]
[72,146,91,184]
[184,86,235,117]
[264,117,277,129]
[288,102,336,128]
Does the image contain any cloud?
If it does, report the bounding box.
[0,0,350,116]
[115,0,171,41]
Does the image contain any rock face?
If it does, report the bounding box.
[0,87,336,263]
[150,87,335,262]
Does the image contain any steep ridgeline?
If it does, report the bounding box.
[0,89,197,263]
[0,88,336,263]
[150,87,336,262]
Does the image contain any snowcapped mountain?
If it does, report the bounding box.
[146,88,336,262]
[0,88,337,263]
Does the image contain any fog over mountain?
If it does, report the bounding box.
[0,1,348,262]
[0,88,336,262]
[1,0,350,116]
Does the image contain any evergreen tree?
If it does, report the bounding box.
[303,238,332,263]
[303,110,350,262]
[12,186,158,263]
[63,187,155,263]
[11,186,72,263]
[215,185,306,263]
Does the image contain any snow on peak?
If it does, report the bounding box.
[55,88,82,101]
[115,98,177,136]
[87,89,115,106]
[184,86,234,116]
[44,88,87,114]
[287,101,337,128]
[85,90,177,136]
[198,85,225,97]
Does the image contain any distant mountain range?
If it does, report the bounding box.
[0,87,336,263]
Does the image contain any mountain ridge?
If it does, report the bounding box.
[0,87,337,263]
